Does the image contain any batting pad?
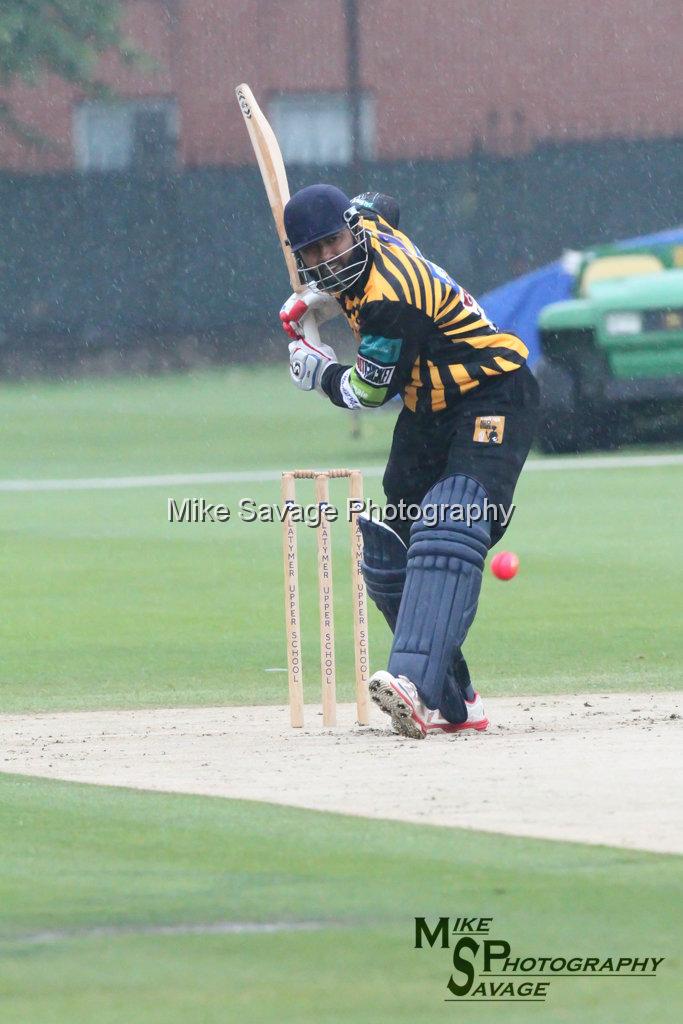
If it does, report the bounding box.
[358,516,407,632]
[388,475,490,711]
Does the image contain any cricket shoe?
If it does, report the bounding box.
[426,692,489,734]
[368,671,431,739]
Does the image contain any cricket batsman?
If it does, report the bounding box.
[279,185,539,738]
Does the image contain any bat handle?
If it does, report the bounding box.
[299,311,323,351]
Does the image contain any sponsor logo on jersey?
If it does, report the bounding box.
[473,415,505,444]
[356,355,395,386]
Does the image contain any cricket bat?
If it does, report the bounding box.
[235,83,322,347]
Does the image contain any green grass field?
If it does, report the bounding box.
[1,367,682,1021]
[0,367,681,712]
[1,775,681,1024]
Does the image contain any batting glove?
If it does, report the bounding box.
[288,340,336,392]
[279,285,340,341]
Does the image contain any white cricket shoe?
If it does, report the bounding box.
[368,671,431,739]
[426,692,489,734]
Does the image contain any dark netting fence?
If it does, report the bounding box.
[1,137,681,374]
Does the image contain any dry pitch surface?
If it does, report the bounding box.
[1,692,681,854]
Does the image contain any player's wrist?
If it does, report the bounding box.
[320,362,338,393]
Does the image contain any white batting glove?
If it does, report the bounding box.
[279,285,340,341]
[288,340,336,392]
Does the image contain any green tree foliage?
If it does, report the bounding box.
[0,1,141,141]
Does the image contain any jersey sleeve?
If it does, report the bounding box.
[321,299,427,409]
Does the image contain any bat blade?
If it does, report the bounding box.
[235,83,301,292]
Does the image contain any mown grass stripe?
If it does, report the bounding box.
[0,453,681,492]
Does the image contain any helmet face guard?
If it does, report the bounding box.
[295,207,368,293]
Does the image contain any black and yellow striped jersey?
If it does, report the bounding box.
[321,212,528,414]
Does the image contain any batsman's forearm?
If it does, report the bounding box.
[320,362,355,408]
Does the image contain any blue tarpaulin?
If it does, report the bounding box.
[481,226,683,364]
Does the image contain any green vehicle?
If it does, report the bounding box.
[535,242,683,452]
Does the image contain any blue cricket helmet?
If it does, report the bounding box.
[284,184,353,252]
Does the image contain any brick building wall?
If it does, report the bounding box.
[0,0,680,172]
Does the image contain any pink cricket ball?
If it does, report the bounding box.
[490,551,520,580]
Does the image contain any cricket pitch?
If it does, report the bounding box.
[0,692,680,854]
